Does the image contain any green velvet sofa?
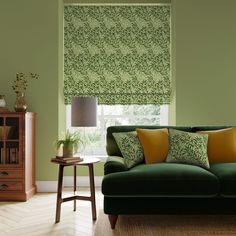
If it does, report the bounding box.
[102,125,236,229]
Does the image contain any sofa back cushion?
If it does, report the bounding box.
[106,125,232,158]
[106,126,192,156]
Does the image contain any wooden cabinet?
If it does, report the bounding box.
[0,112,36,201]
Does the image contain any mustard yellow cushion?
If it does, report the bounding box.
[197,128,236,163]
[136,128,169,164]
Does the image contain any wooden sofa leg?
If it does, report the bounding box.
[108,214,118,229]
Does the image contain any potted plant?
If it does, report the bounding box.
[56,130,81,157]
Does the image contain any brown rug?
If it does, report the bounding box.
[94,211,236,236]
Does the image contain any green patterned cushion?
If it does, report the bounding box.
[166,129,210,169]
[113,131,144,169]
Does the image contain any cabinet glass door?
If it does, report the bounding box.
[0,117,4,164]
[0,116,21,166]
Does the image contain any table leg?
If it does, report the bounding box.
[55,165,64,223]
[74,165,76,211]
[88,164,97,220]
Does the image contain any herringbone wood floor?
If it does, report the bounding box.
[0,187,103,236]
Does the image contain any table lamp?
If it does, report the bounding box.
[71,96,98,155]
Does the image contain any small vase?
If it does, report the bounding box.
[14,92,27,112]
[0,95,6,108]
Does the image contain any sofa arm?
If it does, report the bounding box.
[104,156,128,175]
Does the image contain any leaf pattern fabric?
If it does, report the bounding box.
[64,5,171,105]
[113,131,144,168]
[166,129,210,169]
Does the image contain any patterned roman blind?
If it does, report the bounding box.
[64,5,171,105]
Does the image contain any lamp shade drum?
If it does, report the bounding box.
[71,96,97,127]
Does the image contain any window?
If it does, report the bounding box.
[66,105,168,157]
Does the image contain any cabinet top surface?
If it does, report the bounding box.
[0,112,35,117]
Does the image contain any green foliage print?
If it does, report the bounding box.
[166,129,210,169]
[113,131,144,168]
[64,5,171,105]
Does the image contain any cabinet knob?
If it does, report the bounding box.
[0,171,8,176]
[0,184,8,190]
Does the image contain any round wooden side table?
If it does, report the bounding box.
[52,157,100,223]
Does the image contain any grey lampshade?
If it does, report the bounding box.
[71,96,97,127]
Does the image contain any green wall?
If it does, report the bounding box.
[1,0,236,181]
[0,0,62,180]
[172,0,236,126]
[0,0,104,181]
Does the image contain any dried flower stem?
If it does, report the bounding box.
[12,72,39,94]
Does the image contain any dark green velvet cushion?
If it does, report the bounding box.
[210,163,236,197]
[102,163,219,197]
[192,126,233,132]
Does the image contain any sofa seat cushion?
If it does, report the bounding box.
[209,163,236,197]
[102,163,219,197]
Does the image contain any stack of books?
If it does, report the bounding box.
[51,156,83,164]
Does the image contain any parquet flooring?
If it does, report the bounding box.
[0,187,103,236]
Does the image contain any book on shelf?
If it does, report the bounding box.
[0,148,4,164]
[6,147,9,164]
[9,148,18,164]
[51,156,83,164]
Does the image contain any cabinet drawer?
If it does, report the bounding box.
[0,181,23,191]
[0,170,23,179]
